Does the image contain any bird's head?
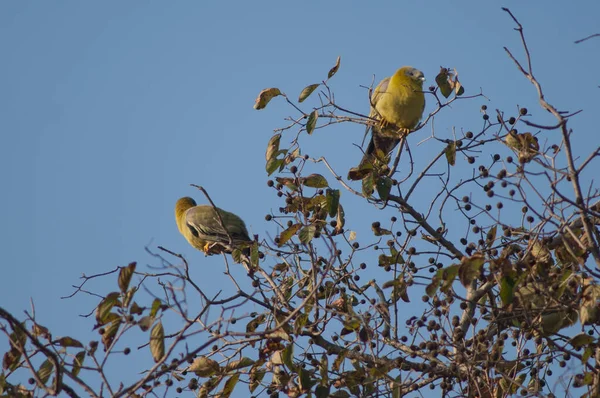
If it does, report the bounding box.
[400,66,425,84]
[175,197,197,219]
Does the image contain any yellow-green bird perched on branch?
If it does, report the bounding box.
[175,197,252,255]
[348,66,426,180]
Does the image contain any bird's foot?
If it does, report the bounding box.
[397,127,411,136]
[202,242,213,254]
[378,119,391,129]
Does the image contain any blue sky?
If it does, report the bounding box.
[1,1,599,396]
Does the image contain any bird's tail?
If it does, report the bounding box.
[347,131,401,181]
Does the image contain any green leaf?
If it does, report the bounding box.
[376,177,392,202]
[122,287,136,309]
[499,276,515,306]
[458,254,485,287]
[231,248,242,264]
[95,292,120,325]
[130,301,144,315]
[150,298,162,318]
[278,223,302,247]
[583,346,593,362]
[250,242,259,268]
[332,351,345,372]
[298,84,320,103]
[118,262,136,293]
[275,177,298,191]
[101,318,121,350]
[391,376,402,398]
[435,68,453,98]
[299,225,317,244]
[37,359,53,385]
[362,172,375,197]
[198,377,222,397]
[293,313,308,335]
[343,316,361,331]
[435,67,464,98]
[224,357,254,372]
[246,314,266,334]
[249,363,266,393]
[254,87,282,110]
[266,157,283,176]
[378,253,404,267]
[55,337,83,348]
[150,322,165,362]
[327,56,341,79]
[220,373,240,398]
[302,173,329,188]
[326,189,340,217]
[2,350,20,372]
[265,134,281,161]
[72,351,85,377]
[428,264,460,296]
[372,225,392,236]
[440,264,459,293]
[282,344,295,371]
[319,353,329,384]
[570,333,595,349]
[298,366,313,391]
[445,141,456,166]
[306,110,318,135]
[316,385,330,398]
[32,323,50,339]
[426,276,440,297]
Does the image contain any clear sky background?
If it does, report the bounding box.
[1,2,599,397]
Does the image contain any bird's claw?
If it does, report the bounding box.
[202,242,213,254]
[378,119,391,129]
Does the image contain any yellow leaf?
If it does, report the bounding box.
[254,87,282,110]
[327,56,341,79]
[265,134,281,161]
[306,110,318,135]
[189,356,221,377]
[118,262,136,293]
[150,322,164,362]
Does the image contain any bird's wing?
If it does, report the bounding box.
[185,206,250,244]
[371,77,390,111]
[362,77,391,147]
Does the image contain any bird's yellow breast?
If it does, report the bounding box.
[376,93,424,129]
[373,68,425,131]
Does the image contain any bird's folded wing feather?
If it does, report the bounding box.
[362,77,391,146]
[185,207,250,243]
[371,77,390,109]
